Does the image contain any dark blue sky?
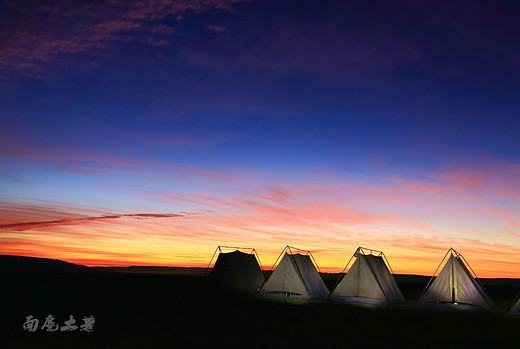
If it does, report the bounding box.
[2,0,518,167]
[1,0,520,272]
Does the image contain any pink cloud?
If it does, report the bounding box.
[1,0,249,88]
[430,171,488,190]
[500,228,520,239]
[0,138,245,185]
[383,166,520,210]
[207,25,226,32]
[2,155,520,276]
[508,220,520,227]
[0,138,143,169]
[0,201,89,225]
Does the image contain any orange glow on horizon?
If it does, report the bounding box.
[3,237,520,278]
[2,160,520,279]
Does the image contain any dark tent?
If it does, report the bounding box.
[208,247,265,293]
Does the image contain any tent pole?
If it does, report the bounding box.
[451,253,456,303]
[356,253,361,298]
[309,251,322,274]
[286,245,310,255]
[330,248,357,295]
[381,252,395,275]
[458,252,494,308]
[418,248,451,302]
[459,252,481,281]
[271,246,287,272]
[282,245,317,297]
[253,248,264,271]
[345,249,358,272]
[359,246,384,256]
[205,246,220,276]
[219,246,256,253]
[508,291,520,313]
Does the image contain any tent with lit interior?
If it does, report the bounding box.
[417,248,494,311]
[329,247,405,305]
[509,293,520,315]
[207,246,265,293]
[508,291,520,315]
[260,245,329,299]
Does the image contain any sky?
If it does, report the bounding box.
[1,0,519,277]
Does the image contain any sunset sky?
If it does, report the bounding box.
[1,0,519,277]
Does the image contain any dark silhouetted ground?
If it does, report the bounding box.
[1,268,519,348]
[0,255,89,272]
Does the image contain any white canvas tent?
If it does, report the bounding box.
[330,247,405,305]
[417,248,494,311]
[508,292,520,315]
[260,246,329,299]
[207,246,265,293]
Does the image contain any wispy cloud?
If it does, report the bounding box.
[0,138,241,183]
[1,156,520,276]
[207,25,226,32]
[0,213,185,230]
[0,0,248,88]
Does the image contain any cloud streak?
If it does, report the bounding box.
[0,138,242,185]
[0,0,248,88]
[1,156,520,276]
[0,213,186,230]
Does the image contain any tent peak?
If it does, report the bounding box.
[356,246,384,257]
[206,246,263,273]
[448,247,462,258]
[207,246,265,293]
[216,246,257,254]
[284,245,311,255]
[330,247,404,305]
[270,246,323,273]
[261,247,329,299]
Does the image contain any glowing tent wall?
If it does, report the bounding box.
[417,249,494,311]
[261,252,329,299]
[330,250,405,305]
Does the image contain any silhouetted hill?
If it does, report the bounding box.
[0,255,89,272]
[93,266,207,275]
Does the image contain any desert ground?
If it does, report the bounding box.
[1,268,520,348]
